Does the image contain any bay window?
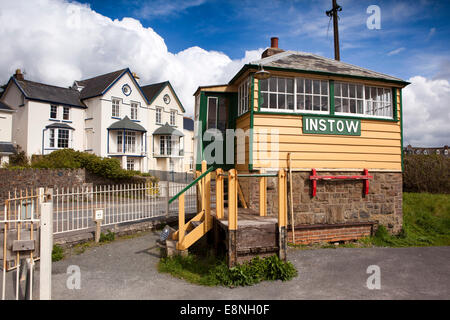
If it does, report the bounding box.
[160,135,173,156]
[49,129,55,147]
[124,131,136,153]
[57,129,69,148]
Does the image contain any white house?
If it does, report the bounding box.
[0,68,187,173]
[0,100,15,165]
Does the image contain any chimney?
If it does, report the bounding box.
[14,69,24,81]
[261,37,285,59]
[132,72,140,83]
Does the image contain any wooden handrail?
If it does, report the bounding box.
[168,165,214,204]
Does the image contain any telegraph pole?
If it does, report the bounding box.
[326,0,342,61]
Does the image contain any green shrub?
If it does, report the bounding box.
[403,155,449,194]
[99,230,115,242]
[159,254,298,287]
[29,149,139,180]
[8,146,29,167]
[52,244,64,261]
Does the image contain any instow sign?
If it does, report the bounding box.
[302,116,361,136]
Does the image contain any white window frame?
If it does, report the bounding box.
[63,106,70,121]
[160,135,173,156]
[127,158,135,171]
[156,108,162,124]
[50,105,58,119]
[112,98,120,118]
[335,82,393,119]
[117,133,123,153]
[57,129,70,148]
[49,129,55,148]
[238,77,250,116]
[130,102,139,120]
[170,110,176,126]
[124,131,136,153]
[260,77,329,114]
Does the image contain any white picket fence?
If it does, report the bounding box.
[52,182,197,235]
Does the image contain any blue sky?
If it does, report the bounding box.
[78,0,450,82]
[0,0,448,146]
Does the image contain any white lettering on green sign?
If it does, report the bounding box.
[303,116,361,136]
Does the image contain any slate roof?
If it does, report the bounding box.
[141,81,168,103]
[108,116,147,132]
[46,122,75,130]
[153,123,184,136]
[14,79,86,108]
[233,50,408,84]
[77,69,127,100]
[0,100,13,111]
[0,142,16,154]
[183,117,194,131]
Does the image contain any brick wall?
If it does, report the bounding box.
[287,223,373,245]
[241,170,403,238]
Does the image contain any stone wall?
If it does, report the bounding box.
[241,171,403,235]
[0,168,148,203]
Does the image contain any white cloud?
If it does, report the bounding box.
[387,47,405,56]
[0,0,262,117]
[134,0,207,19]
[403,76,450,147]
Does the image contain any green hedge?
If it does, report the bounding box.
[7,149,157,182]
[403,155,449,194]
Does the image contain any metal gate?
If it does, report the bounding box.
[1,188,44,300]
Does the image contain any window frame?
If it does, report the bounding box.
[126,158,135,171]
[170,110,176,126]
[334,81,393,119]
[57,129,70,148]
[238,77,250,116]
[63,106,70,121]
[50,105,58,119]
[259,77,330,114]
[112,98,121,118]
[156,107,162,124]
[130,102,139,120]
[124,131,136,153]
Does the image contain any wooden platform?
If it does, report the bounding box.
[210,208,281,266]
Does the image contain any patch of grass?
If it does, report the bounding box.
[99,230,115,243]
[158,254,297,287]
[52,244,65,261]
[369,193,450,247]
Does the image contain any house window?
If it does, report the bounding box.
[156,108,162,124]
[63,107,70,120]
[296,78,328,112]
[131,102,138,120]
[238,77,250,116]
[50,105,58,119]
[160,136,173,155]
[49,129,55,147]
[57,129,69,148]
[117,133,123,153]
[335,82,392,118]
[112,99,120,117]
[127,158,135,171]
[170,110,176,126]
[124,131,136,153]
